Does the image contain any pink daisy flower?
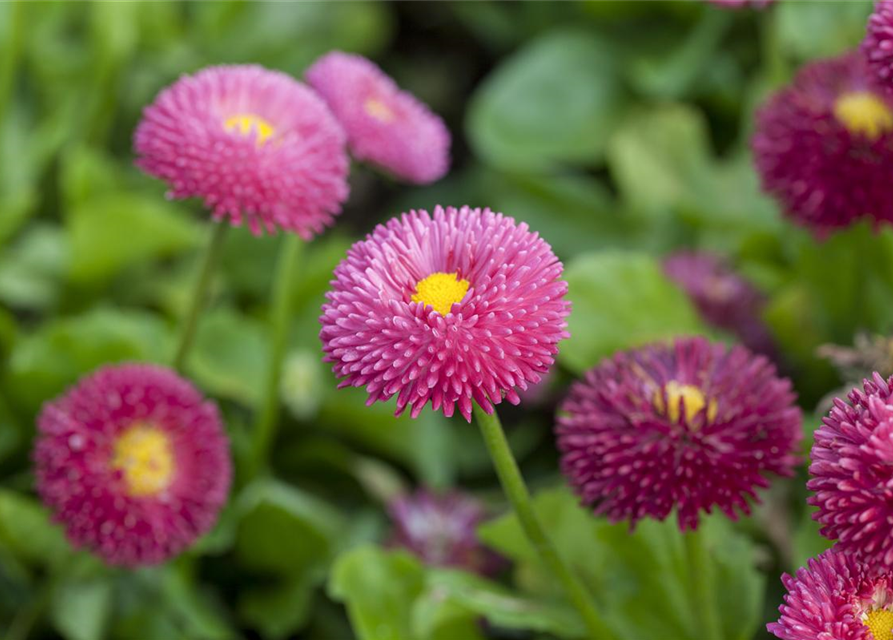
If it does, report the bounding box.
[769,549,893,640]
[865,0,893,93]
[752,52,893,234]
[556,337,802,530]
[663,251,776,357]
[388,489,503,575]
[809,372,893,568]
[319,205,570,422]
[306,52,450,184]
[134,64,349,238]
[34,364,231,567]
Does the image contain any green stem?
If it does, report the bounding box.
[473,405,617,640]
[172,222,228,373]
[760,5,787,88]
[684,528,723,640]
[247,233,303,479]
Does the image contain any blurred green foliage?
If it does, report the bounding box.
[0,1,883,639]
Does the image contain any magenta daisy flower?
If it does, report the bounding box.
[34,364,231,567]
[769,549,893,640]
[134,64,349,238]
[663,251,776,357]
[865,0,893,93]
[388,489,502,575]
[306,52,450,184]
[319,205,570,422]
[752,52,893,234]
[556,337,802,530]
[808,372,893,568]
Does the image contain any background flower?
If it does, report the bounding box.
[663,251,776,357]
[306,51,450,184]
[768,549,893,640]
[387,489,503,575]
[556,337,802,530]
[135,64,349,237]
[865,0,893,93]
[809,372,893,568]
[34,364,231,566]
[752,51,893,234]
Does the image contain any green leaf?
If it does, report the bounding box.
[161,564,237,640]
[776,0,873,62]
[468,29,624,170]
[329,545,426,640]
[479,169,639,259]
[5,306,171,414]
[186,307,269,406]
[0,223,68,310]
[236,480,345,576]
[317,386,455,488]
[607,105,782,241]
[608,104,712,217]
[51,578,113,640]
[67,193,200,284]
[0,489,71,569]
[416,569,585,639]
[478,487,765,640]
[238,575,316,640]
[560,251,706,374]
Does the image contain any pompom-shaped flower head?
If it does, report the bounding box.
[34,364,231,566]
[134,65,349,238]
[663,251,776,357]
[388,489,502,575]
[319,205,570,422]
[752,52,893,234]
[809,372,893,568]
[865,0,893,94]
[769,549,893,640]
[306,52,450,184]
[556,337,802,530]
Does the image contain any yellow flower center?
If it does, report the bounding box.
[365,98,395,123]
[833,92,893,141]
[412,272,470,316]
[224,113,275,144]
[112,425,174,497]
[654,381,717,425]
[865,609,893,640]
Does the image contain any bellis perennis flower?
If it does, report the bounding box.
[809,372,893,568]
[34,364,231,567]
[769,549,893,640]
[319,205,570,422]
[135,64,349,238]
[556,337,802,530]
[307,52,450,184]
[753,52,893,234]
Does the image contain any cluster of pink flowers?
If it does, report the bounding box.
[135,53,451,237]
[29,9,893,640]
[34,50,455,569]
[761,7,893,637]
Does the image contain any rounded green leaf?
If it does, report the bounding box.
[560,251,706,374]
[467,29,624,170]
